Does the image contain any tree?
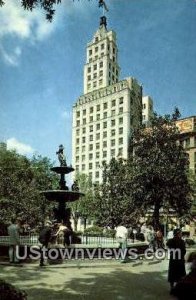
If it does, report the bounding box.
[130,109,192,229]
[0,148,57,230]
[0,0,92,22]
[69,172,94,231]
[93,158,140,229]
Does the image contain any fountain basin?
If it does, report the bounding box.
[41,190,84,202]
[51,166,74,174]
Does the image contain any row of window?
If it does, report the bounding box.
[76,98,124,118]
[76,127,124,137]
[76,116,123,128]
[89,55,116,64]
[76,136,124,146]
[76,147,123,163]
[76,109,123,125]
[88,44,115,56]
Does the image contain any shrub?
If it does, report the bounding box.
[0,279,27,300]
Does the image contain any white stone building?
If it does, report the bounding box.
[72,17,153,183]
[142,96,154,127]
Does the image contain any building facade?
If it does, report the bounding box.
[72,17,153,183]
[176,116,196,174]
[142,96,154,127]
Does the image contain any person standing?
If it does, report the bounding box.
[38,221,52,267]
[116,223,128,263]
[167,228,186,293]
[7,217,20,263]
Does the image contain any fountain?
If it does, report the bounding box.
[41,144,84,232]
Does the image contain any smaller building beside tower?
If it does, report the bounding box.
[142,96,154,127]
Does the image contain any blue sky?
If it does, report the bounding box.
[0,0,196,164]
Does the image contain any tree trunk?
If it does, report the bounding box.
[153,202,160,230]
[84,218,87,230]
[73,217,78,231]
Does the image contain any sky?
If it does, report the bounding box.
[0,0,196,164]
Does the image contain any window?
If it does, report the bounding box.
[97,104,100,111]
[99,70,103,76]
[76,129,79,136]
[83,118,86,125]
[95,37,99,42]
[112,99,116,107]
[113,56,115,62]
[89,153,93,160]
[101,44,104,50]
[119,137,123,145]
[99,79,103,85]
[185,138,190,148]
[82,164,85,171]
[119,107,123,114]
[103,102,108,109]
[89,163,93,169]
[111,139,115,146]
[93,64,97,71]
[93,73,97,79]
[89,49,92,56]
[96,143,100,150]
[76,165,79,171]
[76,111,80,117]
[90,116,93,122]
[118,148,123,156]
[111,110,115,116]
[76,120,80,126]
[103,122,107,128]
[76,147,79,154]
[111,129,115,136]
[97,114,100,120]
[113,48,115,54]
[143,104,146,109]
[76,138,79,144]
[119,117,123,124]
[95,46,98,52]
[89,144,93,151]
[119,97,123,104]
[119,127,123,134]
[111,149,115,156]
[103,131,107,138]
[82,146,85,152]
[89,135,93,141]
[82,128,86,134]
[88,67,91,73]
[89,125,93,132]
[96,133,100,140]
[143,115,146,120]
[96,123,100,130]
[88,75,91,81]
[87,83,91,89]
[93,82,97,88]
[103,151,107,158]
[116,70,118,76]
[83,109,86,115]
[82,155,85,161]
[82,137,86,143]
[100,61,103,68]
[76,156,79,163]
[101,52,104,57]
[96,152,100,159]
[103,112,107,118]
[96,171,99,178]
[90,107,93,113]
[111,119,115,126]
[96,162,99,168]
[103,141,107,148]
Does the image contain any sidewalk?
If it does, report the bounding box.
[0,258,176,300]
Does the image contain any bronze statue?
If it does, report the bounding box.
[56,144,67,167]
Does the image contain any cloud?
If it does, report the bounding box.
[0,45,22,66]
[6,138,34,155]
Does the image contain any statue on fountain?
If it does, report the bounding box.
[56,144,67,167]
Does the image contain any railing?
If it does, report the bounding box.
[0,235,144,246]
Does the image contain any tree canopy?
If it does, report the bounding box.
[0,148,57,231]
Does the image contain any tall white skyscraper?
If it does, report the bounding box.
[72,16,152,183]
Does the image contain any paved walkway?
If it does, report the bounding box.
[0,258,178,300]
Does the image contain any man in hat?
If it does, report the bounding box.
[167,228,186,294]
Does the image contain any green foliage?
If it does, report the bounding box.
[0,148,57,227]
[0,279,27,300]
[130,109,192,228]
[94,158,140,229]
[69,172,95,231]
[83,225,103,235]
